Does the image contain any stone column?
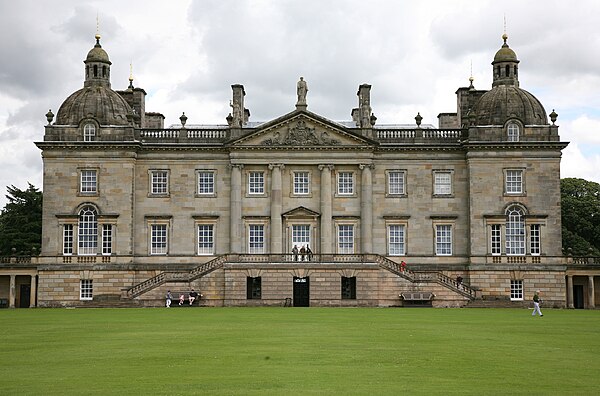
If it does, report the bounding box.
[567,275,574,309]
[319,164,334,253]
[9,274,16,308]
[230,164,244,253]
[588,275,595,309]
[269,163,284,254]
[29,275,37,308]
[359,164,374,253]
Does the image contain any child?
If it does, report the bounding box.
[179,294,185,306]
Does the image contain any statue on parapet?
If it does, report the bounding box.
[296,77,308,106]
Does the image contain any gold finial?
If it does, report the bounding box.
[468,60,474,87]
[129,62,134,82]
[502,15,508,44]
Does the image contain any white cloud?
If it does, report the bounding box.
[1,0,600,207]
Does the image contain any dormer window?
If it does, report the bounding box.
[507,123,519,142]
[83,124,96,142]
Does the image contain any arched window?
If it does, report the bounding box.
[514,65,518,77]
[78,205,98,255]
[505,205,525,255]
[83,123,96,142]
[93,64,98,77]
[507,123,519,142]
[505,65,510,77]
[102,66,107,77]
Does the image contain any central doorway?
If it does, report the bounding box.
[293,276,310,307]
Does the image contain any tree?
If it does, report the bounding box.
[561,178,600,256]
[0,183,43,256]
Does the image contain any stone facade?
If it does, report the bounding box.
[3,32,599,310]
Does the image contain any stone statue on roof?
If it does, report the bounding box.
[296,77,308,106]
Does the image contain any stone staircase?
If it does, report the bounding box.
[124,254,476,301]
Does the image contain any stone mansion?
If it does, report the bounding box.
[1,32,598,309]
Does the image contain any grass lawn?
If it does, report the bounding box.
[1,307,600,395]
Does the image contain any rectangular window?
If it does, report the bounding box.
[151,171,169,195]
[341,276,356,300]
[80,170,97,194]
[294,171,310,195]
[151,224,168,255]
[388,171,406,195]
[63,224,74,255]
[510,279,524,301]
[505,170,523,194]
[435,225,452,255]
[197,224,214,255]
[197,171,215,195]
[292,225,311,251]
[338,225,354,254]
[434,171,452,195]
[102,224,112,255]
[248,172,265,195]
[388,225,406,255]
[530,224,541,255]
[247,277,262,299]
[80,279,93,300]
[491,224,501,255]
[248,224,265,254]
[337,172,354,195]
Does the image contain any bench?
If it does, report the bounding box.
[169,292,203,307]
[0,298,8,308]
[400,292,434,307]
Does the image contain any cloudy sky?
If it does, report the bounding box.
[1,0,599,208]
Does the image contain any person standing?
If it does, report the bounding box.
[306,245,313,261]
[292,245,299,261]
[300,245,306,261]
[166,290,172,308]
[532,290,543,317]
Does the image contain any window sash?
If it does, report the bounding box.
[78,207,98,255]
[197,172,215,195]
[248,224,265,254]
[510,279,523,300]
[530,224,541,255]
[151,224,168,255]
[434,172,452,195]
[80,279,93,300]
[80,170,97,193]
[102,224,112,255]
[491,224,501,255]
[506,208,525,255]
[505,170,523,194]
[197,225,214,255]
[337,172,354,195]
[388,225,405,255]
[248,172,265,195]
[63,224,74,255]
[151,171,169,195]
[507,124,520,142]
[83,124,95,142]
[338,225,354,254]
[294,172,310,195]
[435,225,452,255]
[388,171,405,195]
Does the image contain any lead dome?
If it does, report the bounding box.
[55,35,132,126]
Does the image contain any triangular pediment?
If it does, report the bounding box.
[282,206,320,219]
[230,111,375,147]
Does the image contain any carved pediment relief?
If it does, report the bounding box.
[262,119,340,146]
[233,114,372,147]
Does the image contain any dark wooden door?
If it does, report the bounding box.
[293,277,309,307]
[574,285,584,309]
[19,284,31,308]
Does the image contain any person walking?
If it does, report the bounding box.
[532,290,543,317]
[166,290,172,308]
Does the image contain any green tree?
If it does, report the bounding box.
[0,183,43,256]
[561,178,600,256]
